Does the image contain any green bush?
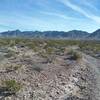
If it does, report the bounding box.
[3,80,21,93]
[68,50,82,60]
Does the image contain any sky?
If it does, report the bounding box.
[0,0,100,32]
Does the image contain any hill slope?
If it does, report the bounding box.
[0,30,89,39]
[0,29,100,39]
[88,29,100,39]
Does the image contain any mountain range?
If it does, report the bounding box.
[0,29,100,39]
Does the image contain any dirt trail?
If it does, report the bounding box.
[83,53,100,100]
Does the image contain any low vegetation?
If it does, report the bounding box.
[4,51,15,58]
[2,80,21,94]
[0,38,99,59]
[79,40,100,58]
[0,38,99,99]
[6,65,22,72]
[67,50,82,60]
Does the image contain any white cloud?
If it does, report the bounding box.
[41,11,78,20]
[58,0,100,23]
[83,1,98,11]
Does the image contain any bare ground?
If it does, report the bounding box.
[0,46,99,100]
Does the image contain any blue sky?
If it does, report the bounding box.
[0,0,100,32]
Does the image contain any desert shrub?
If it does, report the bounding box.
[68,50,82,60]
[6,65,22,72]
[46,47,55,55]
[39,50,56,63]
[39,52,48,58]
[47,55,56,63]
[55,47,65,55]
[25,42,37,50]
[13,65,22,70]
[4,52,13,58]
[9,40,16,47]
[2,80,21,94]
[4,50,16,58]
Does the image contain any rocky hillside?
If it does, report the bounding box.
[0,29,100,39]
[88,29,100,39]
[0,30,89,39]
[0,40,99,100]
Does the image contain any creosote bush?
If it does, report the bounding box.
[4,51,15,58]
[68,50,82,60]
[2,80,21,94]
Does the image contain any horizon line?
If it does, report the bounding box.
[0,28,99,33]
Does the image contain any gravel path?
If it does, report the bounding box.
[83,53,100,100]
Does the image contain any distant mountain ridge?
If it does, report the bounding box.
[0,29,100,39]
[88,29,100,39]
